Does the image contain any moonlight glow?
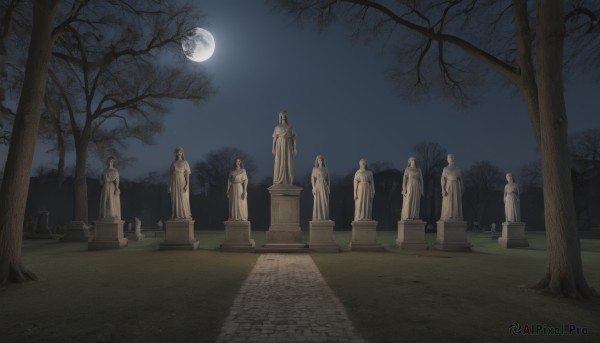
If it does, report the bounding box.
[181,27,215,62]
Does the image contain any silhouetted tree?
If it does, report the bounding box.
[47,0,214,224]
[570,128,600,161]
[273,0,599,297]
[463,161,504,228]
[0,0,59,284]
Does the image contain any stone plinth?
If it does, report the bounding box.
[498,222,529,248]
[262,184,306,250]
[89,219,128,250]
[308,220,339,252]
[159,219,199,250]
[434,220,471,251]
[221,220,256,252]
[348,220,385,251]
[397,220,428,250]
[60,221,91,242]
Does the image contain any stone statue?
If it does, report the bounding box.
[354,158,375,221]
[168,147,192,220]
[401,156,424,220]
[504,173,521,222]
[227,158,249,221]
[99,156,121,220]
[440,154,463,220]
[311,155,330,221]
[272,111,297,184]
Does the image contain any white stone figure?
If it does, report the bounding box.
[401,156,424,220]
[168,147,192,220]
[311,155,330,221]
[272,111,297,185]
[354,158,375,221]
[156,219,164,230]
[227,158,249,221]
[99,156,121,220]
[134,217,142,234]
[440,154,463,220]
[504,173,521,222]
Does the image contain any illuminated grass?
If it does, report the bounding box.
[2,231,599,342]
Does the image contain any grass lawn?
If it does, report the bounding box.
[1,230,599,342]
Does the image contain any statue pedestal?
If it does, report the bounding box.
[434,220,471,251]
[262,184,307,250]
[221,220,256,252]
[308,220,339,252]
[60,221,91,242]
[159,219,199,250]
[499,222,529,248]
[397,220,428,250]
[348,220,385,251]
[89,219,128,250]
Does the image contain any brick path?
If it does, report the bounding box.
[217,254,366,343]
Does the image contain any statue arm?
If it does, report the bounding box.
[272,134,276,155]
[402,169,408,196]
[311,169,316,194]
[243,171,248,196]
[370,173,375,197]
[353,177,358,200]
[226,174,231,197]
[168,164,173,194]
[441,169,447,196]
[114,173,120,195]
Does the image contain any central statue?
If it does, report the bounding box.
[272,111,297,184]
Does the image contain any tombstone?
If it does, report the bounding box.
[126,217,145,241]
[26,211,54,239]
[155,219,165,238]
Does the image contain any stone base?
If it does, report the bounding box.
[308,220,339,252]
[89,220,128,250]
[434,220,471,251]
[159,220,199,251]
[221,221,256,252]
[348,220,385,251]
[396,220,428,250]
[499,222,530,248]
[126,232,145,241]
[60,221,91,242]
[262,184,307,251]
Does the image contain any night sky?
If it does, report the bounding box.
[9,0,600,181]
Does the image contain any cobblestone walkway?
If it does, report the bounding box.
[217,254,365,343]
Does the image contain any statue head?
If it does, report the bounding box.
[359,158,368,170]
[106,156,116,167]
[278,111,288,124]
[314,155,326,168]
[506,173,515,183]
[174,147,185,160]
[407,156,417,168]
[233,158,244,170]
[447,153,455,165]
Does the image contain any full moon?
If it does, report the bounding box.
[181,27,215,62]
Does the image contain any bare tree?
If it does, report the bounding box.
[0,0,59,284]
[47,0,214,224]
[273,0,598,297]
[412,141,447,223]
[570,128,600,161]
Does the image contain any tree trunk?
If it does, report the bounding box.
[73,138,89,222]
[55,116,66,188]
[0,0,59,284]
[533,0,595,298]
